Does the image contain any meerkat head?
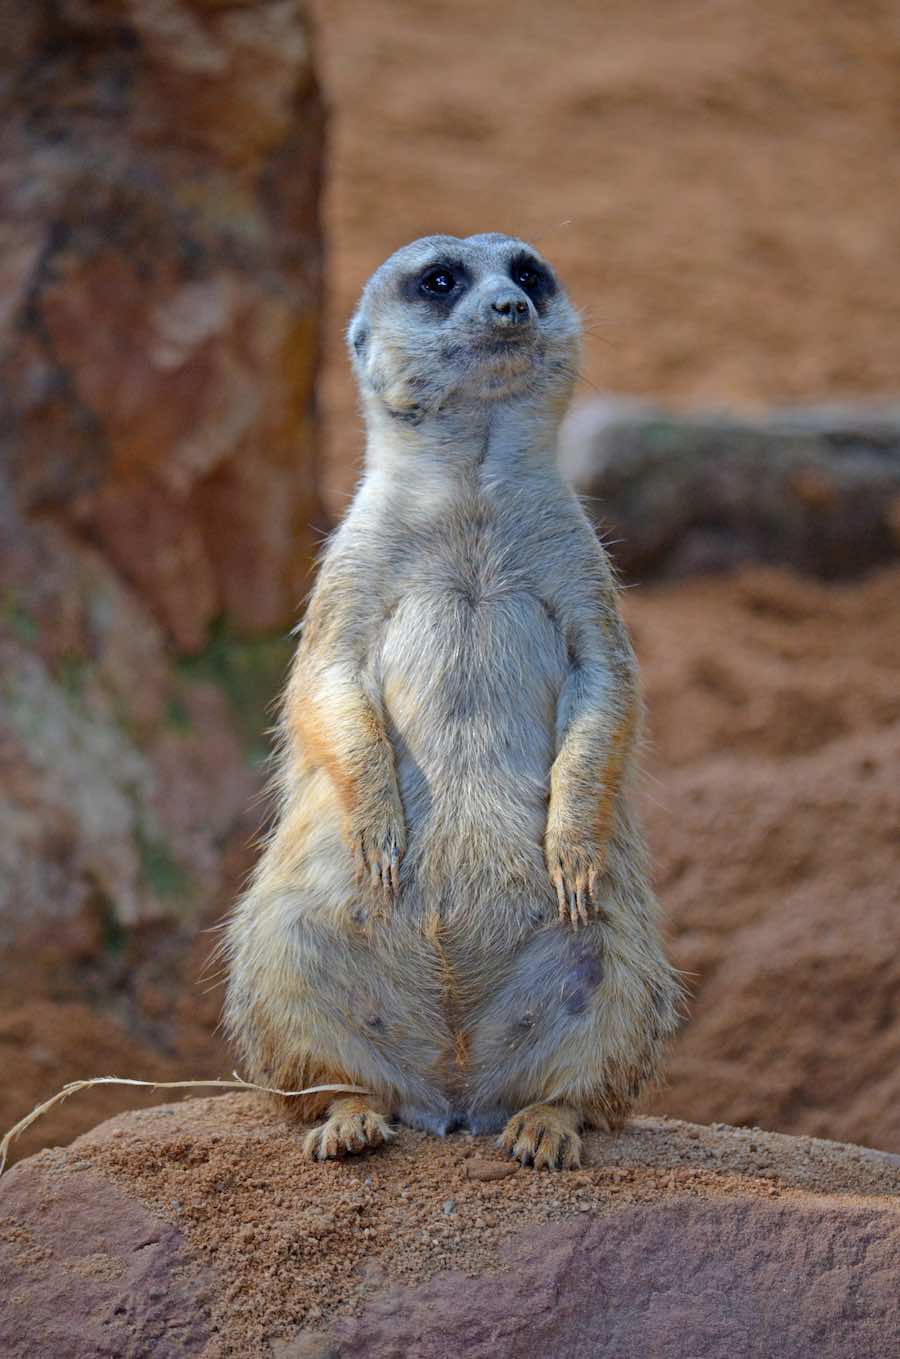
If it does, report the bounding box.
[347,233,581,424]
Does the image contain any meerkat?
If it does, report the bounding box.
[224,232,680,1170]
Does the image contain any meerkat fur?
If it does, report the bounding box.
[224,233,681,1169]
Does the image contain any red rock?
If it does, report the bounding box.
[2,1098,899,1358]
[464,1158,519,1181]
[0,2,323,998]
[0,1165,214,1358]
[1,0,326,650]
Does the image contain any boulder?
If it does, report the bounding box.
[0,0,325,1158]
[2,1093,899,1357]
[0,0,324,959]
[1,0,326,649]
[559,398,900,581]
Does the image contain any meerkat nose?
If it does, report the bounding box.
[488,290,533,328]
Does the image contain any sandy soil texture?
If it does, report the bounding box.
[310,0,900,510]
[635,565,900,1148]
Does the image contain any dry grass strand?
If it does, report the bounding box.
[0,1072,368,1175]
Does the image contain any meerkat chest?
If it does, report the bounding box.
[404,486,549,605]
[373,488,568,749]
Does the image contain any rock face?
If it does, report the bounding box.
[0,1,324,965]
[1,0,325,648]
[559,398,900,582]
[2,1095,899,1358]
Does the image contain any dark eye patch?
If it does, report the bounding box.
[421,268,456,296]
[401,259,469,309]
[509,253,557,310]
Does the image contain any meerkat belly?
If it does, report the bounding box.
[377,582,567,898]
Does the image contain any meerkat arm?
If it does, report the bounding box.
[546,569,639,927]
[282,554,405,900]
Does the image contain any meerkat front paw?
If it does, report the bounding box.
[351,801,406,905]
[545,830,607,928]
[499,1102,583,1170]
[303,1097,396,1161]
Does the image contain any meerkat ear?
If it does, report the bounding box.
[348,309,388,401]
[347,310,369,364]
[347,309,393,404]
[347,301,424,419]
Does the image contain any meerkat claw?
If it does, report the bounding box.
[553,872,568,922]
[550,846,607,929]
[358,830,404,908]
[303,1102,395,1161]
[499,1103,582,1170]
[381,848,399,899]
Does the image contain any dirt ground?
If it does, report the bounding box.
[634,565,900,1148]
[3,0,900,1165]
[310,0,900,511]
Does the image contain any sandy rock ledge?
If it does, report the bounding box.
[2,1094,899,1358]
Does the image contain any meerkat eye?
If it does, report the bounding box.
[508,255,557,308]
[513,263,542,293]
[420,268,456,297]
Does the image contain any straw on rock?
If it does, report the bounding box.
[0,1072,368,1175]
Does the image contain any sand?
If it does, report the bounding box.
[635,566,900,1148]
[309,0,900,511]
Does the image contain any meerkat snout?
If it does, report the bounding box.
[487,287,533,329]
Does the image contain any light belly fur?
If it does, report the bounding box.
[351,583,578,1126]
[377,584,567,914]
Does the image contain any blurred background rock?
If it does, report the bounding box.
[1,0,898,1162]
[0,0,325,1152]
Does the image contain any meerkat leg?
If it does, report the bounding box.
[303,1095,396,1162]
[545,592,639,930]
[499,1101,583,1170]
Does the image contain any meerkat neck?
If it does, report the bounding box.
[362,396,564,487]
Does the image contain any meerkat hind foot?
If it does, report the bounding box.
[499,1102,582,1170]
[303,1097,395,1162]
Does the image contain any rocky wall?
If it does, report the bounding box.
[0,0,325,968]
